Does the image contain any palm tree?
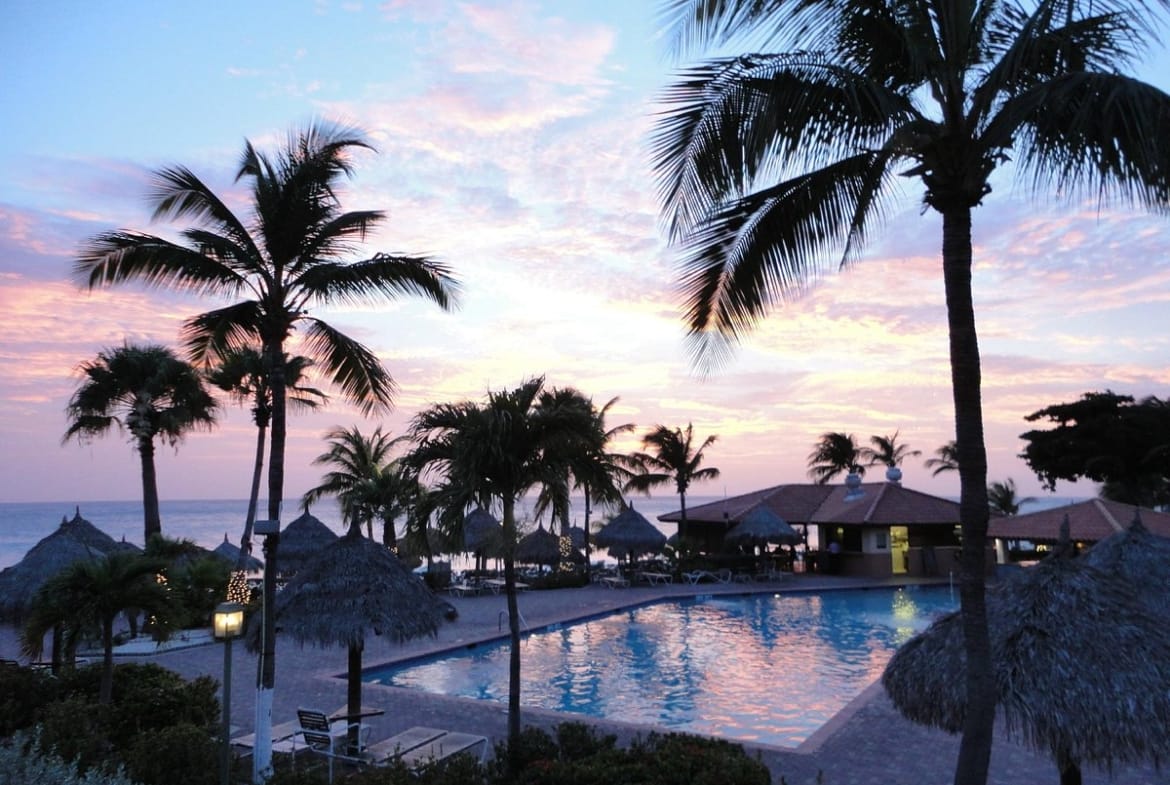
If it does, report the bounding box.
[651,4,1169,781]
[405,378,597,764]
[862,431,922,479]
[76,121,460,528]
[21,552,170,704]
[625,423,720,541]
[64,344,218,542]
[532,392,636,571]
[76,122,460,764]
[807,432,865,485]
[987,478,1037,516]
[302,426,404,540]
[206,348,327,572]
[925,441,961,477]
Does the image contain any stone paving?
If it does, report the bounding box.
[2,575,1165,784]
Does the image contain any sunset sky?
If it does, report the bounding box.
[2,1,1168,507]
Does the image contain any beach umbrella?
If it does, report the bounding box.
[211,533,263,572]
[881,525,1170,785]
[276,510,339,577]
[567,525,587,550]
[515,524,579,567]
[0,509,121,622]
[593,504,667,562]
[724,504,800,546]
[249,528,447,750]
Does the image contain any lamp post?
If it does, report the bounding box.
[213,601,245,785]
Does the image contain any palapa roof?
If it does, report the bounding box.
[1083,512,1170,621]
[882,541,1170,774]
[515,524,561,565]
[659,482,961,527]
[0,508,119,621]
[212,533,264,572]
[725,503,800,545]
[989,498,1170,543]
[594,504,667,558]
[276,510,339,575]
[263,529,446,649]
[462,508,503,554]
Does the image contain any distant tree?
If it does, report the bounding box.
[807,432,865,485]
[1020,391,1170,507]
[21,552,170,704]
[862,431,922,470]
[925,441,960,477]
[302,426,404,540]
[206,348,327,571]
[64,344,218,542]
[987,478,1037,517]
[625,423,720,541]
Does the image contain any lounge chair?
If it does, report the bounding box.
[296,707,371,783]
[366,727,488,769]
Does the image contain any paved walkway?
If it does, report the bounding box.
[2,575,1164,784]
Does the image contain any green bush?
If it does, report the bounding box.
[35,697,114,775]
[0,665,60,736]
[123,723,217,785]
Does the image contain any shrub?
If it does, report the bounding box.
[123,723,217,785]
[35,697,114,775]
[0,732,139,785]
[0,664,60,736]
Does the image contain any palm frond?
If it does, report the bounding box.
[181,301,264,365]
[75,232,246,295]
[300,318,396,413]
[294,253,461,312]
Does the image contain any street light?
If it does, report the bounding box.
[213,601,245,785]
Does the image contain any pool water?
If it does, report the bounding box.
[364,586,956,748]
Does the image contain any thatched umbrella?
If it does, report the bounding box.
[593,504,667,563]
[882,524,1170,785]
[212,533,263,572]
[249,528,447,750]
[1083,510,1170,621]
[462,508,503,572]
[276,510,338,577]
[0,509,120,622]
[567,525,587,550]
[515,524,563,568]
[724,504,800,546]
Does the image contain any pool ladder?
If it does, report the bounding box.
[498,609,530,634]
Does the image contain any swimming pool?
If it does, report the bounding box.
[364,586,956,748]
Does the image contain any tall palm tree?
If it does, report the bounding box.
[206,348,327,572]
[75,122,460,769]
[302,426,403,540]
[925,440,961,477]
[405,378,597,764]
[862,431,923,477]
[652,4,1169,782]
[807,432,865,485]
[21,552,170,704]
[625,423,720,541]
[987,478,1037,516]
[64,343,218,543]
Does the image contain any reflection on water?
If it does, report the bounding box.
[365,586,956,747]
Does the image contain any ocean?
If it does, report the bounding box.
[0,495,706,571]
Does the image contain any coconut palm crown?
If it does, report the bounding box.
[653,3,1170,782]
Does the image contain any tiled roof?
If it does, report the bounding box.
[658,482,960,526]
[988,498,1170,543]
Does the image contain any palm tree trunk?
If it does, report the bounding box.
[941,206,995,785]
[502,494,523,769]
[256,338,283,782]
[678,492,688,542]
[139,435,162,543]
[347,641,363,753]
[237,417,267,571]
[100,616,115,704]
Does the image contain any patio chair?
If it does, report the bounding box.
[296,707,370,783]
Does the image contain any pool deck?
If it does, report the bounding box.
[2,574,1163,784]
